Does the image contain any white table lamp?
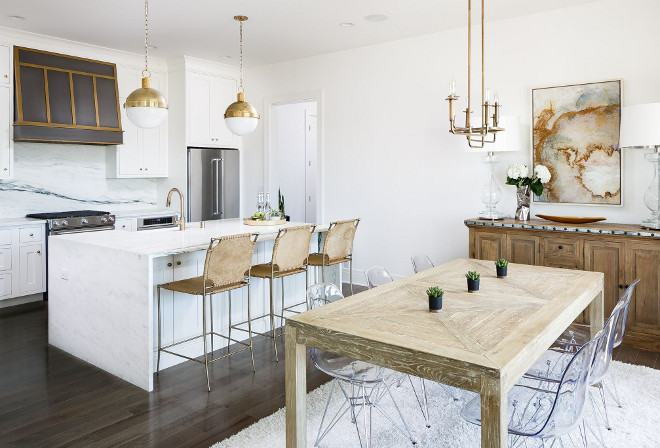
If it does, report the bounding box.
[465,115,522,219]
[620,103,660,229]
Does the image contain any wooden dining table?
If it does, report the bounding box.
[285,258,604,447]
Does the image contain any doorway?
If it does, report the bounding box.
[268,97,320,223]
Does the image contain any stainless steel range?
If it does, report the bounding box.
[26,210,116,235]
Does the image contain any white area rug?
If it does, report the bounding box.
[211,361,660,447]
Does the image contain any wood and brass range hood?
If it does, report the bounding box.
[13,47,123,145]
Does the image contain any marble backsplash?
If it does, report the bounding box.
[0,143,157,217]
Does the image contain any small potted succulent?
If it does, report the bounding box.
[466,271,481,293]
[495,259,509,278]
[426,286,444,313]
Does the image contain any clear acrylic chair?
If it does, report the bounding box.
[461,335,600,447]
[524,281,640,434]
[410,254,434,274]
[306,283,416,447]
[364,266,394,288]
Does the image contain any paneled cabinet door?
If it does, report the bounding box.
[0,86,12,178]
[171,252,206,343]
[584,240,625,326]
[625,242,660,348]
[471,230,506,261]
[187,71,237,148]
[19,244,44,293]
[506,233,540,265]
[0,273,11,299]
[0,44,9,84]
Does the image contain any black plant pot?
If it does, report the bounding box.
[428,295,443,313]
[285,215,291,222]
[496,266,507,278]
[467,278,480,293]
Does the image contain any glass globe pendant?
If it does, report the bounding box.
[224,16,260,136]
[124,0,168,128]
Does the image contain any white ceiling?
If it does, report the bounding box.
[0,0,600,67]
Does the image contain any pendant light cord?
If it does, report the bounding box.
[238,19,244,93]
[143,0,150,77]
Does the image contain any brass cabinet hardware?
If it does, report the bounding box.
[167,262,172,267]
[176,261,181,265]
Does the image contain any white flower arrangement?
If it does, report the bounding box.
[506,163,552,196]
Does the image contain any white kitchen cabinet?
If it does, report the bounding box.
[19,244,44,294]
[114,218,136,232]
[0,86,13,179]
[187,71,237,148]
[107,67,168,178]
[0,223,46,301]
[0,44,9,85]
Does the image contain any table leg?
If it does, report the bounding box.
[285,325,307,447]
[480,376,507,448]
[588,289,604,339]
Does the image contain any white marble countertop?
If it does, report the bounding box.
[0,217,47,227]
[51,218,328,257]
[111,208,178,219]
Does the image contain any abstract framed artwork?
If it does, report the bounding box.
[532,80,622,205]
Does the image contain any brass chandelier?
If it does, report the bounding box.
[446,0,503,148]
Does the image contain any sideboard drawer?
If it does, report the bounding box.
[542,237,583,267]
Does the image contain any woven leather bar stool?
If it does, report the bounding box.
[241,224,315,362]
[156,233,258,392]
[308,218,360,295]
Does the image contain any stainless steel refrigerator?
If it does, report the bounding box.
[187,147,240,221]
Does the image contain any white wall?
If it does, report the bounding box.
[243,0,660,280]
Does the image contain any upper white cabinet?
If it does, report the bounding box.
[107,67,168,178]
[187,71,237,148]
[0,44,12,179]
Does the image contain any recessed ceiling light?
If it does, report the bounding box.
[364,14,388,22]
[147,44,157,50]
[7,15,26,21]
[219,55,232,60]
[339,22,354,28]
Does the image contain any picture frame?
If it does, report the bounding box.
[531,80,622,206]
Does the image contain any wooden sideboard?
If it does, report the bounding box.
[465,218,660,352]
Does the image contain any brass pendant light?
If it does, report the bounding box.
[224,16,260,136]
[446,0,503,148]
[124,0,168,129]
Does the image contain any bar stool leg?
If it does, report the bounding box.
[156,285,162,375]
[350,257,354,296]
[321,260,326,283]
[280,276,285,328]
[269,277,279,362]
[210,293,214,355]
[246,282,255,372]
[227,290,232,351]
[202,292,211,392]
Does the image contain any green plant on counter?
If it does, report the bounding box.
[278,188,286,216]
[494,259,509,267]
[426,286,443,298]
[465,271,481,280]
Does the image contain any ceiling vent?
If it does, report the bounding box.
[13,46,123,145]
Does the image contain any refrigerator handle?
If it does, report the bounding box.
[211,158,222,215]
[220,158,225,217]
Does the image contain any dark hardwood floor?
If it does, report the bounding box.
[1,285,658,448]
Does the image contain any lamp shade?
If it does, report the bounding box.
[124,77,168,129]
[620,103,660,149]
[463,115,522,153]
[224,92,260,136]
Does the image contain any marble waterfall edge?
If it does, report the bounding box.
[0,143,157,216]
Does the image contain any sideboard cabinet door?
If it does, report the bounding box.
[506,234,540,266]
[584,240,625,326]
[625,242,660,350]
[470,230,505,261]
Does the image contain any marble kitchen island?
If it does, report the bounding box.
[48,219,331,391]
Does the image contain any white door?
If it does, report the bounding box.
[0,246,11,271]
[141,73,167,176]
[117,97,141,176]
[188,72,213,146]
[19,244,44,293]
[211,76,238,147]
[0,44,9,85]
[171,252,205,343]
[0,273,11,299]
[0,86,11,178]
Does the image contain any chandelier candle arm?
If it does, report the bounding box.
[446,0,503,148]
[123,0,168,129]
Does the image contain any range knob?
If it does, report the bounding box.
[107,216,114,222]
[100,217,107,223]
[81,218,89,225]
[61,220,68,226]
[52,220,60,227]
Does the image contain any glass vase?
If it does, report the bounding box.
[515,185,531,221]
